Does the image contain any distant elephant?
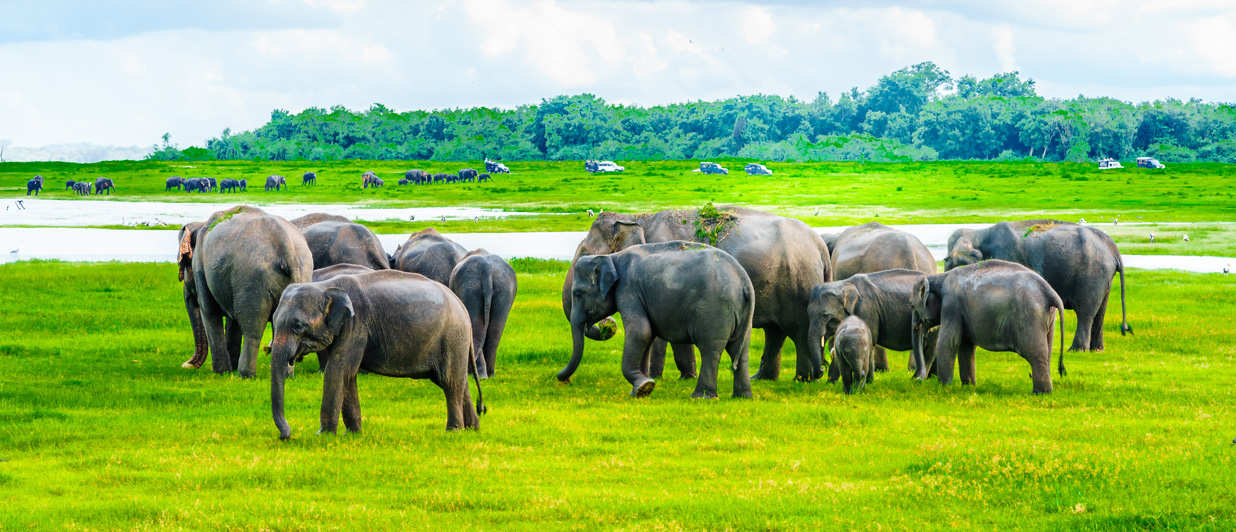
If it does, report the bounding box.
[458,168,478,182]
[183,178,207,193]
[912,260,1064,394]
[398,178,409,185]
[179,206,313,377]
[239,179,248,191]
[312,263,375,282]
[362,171,377,188]
[205,177,217,191]
[433,173,450,184]
[299,219,391,270]
[406,169,428,184]
[177,222,214,370]
[478,173,491,183]
[809,269,938,384]
[822,221,937,371]
[567,241,754,398]
[369,176,383,188]
[302,172,316,186]
[73,181,91,196]
[449,249,517,378]
[65,179,77,191]
[93,178,115,195]
[218,178,242,193]
[945,220,1130,351]
[265,175,286,191]
[165,176,185,191]
[270,270,484,438]
[390,228,468,285]
[832,315,874,394]
[562,207,831,383]
[26,176,43,196]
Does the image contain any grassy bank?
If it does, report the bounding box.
[0,260,1233,530]
[2,160,1234,225]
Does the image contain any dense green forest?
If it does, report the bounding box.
[152,62,1236,164]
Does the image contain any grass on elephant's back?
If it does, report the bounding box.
[0,261,1233,530]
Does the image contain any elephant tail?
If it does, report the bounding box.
[1055,304,1065,377]
[469,342,486,416]
[1117,258,1132,336]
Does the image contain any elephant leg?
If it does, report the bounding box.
[791,328,819,382]
[620,317,656,397]
[934,322,960,386]
[827,337,841,383]
[1068,304,1097,353]
[225,318,243,371]
[341,373,362,434]
[671,342,697,379]
[1023,340,1054,395]
[957,338,977,385]
[1089,293,1110,351]
[460,376,479,430]
[873,346,889,373]
[753,326,786,381]
[197,289,232,374]
[727,330,753,398]
[691,343,724,399]
[236,330,265,379]
[648,338,668,379]
[319,360,348,435]
[181,290,209,369]
[469,312,489,380]
[482,305,510,378]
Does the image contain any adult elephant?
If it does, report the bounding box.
[362,171,377,188]
[218,178,243,193]
[302,172,316,186]
[183,178,206,193]
[26,176,43,196]
[390,228,468,285]
[73,181,91,196]
[433,173,450,185]
[205,177,217,191]
[178,206,313,377]
[293,216,391,270]
[65,179,77,191]
[165,176,185,191]
[406,169,428,184]
[945,220,1130,351]
[821,221,936,371]
[265,175,287,191]
[449,249,517,379]
[93,178,115,195]
[560,206,832,383]
[458,169,478,182]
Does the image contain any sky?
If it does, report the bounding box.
[1,0,1234,149]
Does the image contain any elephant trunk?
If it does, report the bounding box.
[911,313,929,381]
[562,269,612,341]
[807,320,826,381]
[271,336,296,440]
[558,311,589,382]
[181,285,209,369]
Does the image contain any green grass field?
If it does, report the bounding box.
[3,160,1234,227]
[1,260,1233,530]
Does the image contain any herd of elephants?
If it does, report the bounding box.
[22,168,494,197]
[173,203,1130,439]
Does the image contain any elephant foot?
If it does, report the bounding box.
[679,373,697,380]
[793,375,819,383]
[731,390,753,399]
[630,379,656,398]
[690,390,718,399]
[181,358,203,369]
[752,370,778,381]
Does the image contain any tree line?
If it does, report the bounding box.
[149,62,1236,164]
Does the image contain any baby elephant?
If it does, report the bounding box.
[566,241,754,399]
[270,270,484,439]
[912,260,1065,394]
[449,249,517,379]
[832,315,874,394]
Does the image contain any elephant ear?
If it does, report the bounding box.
[177,226,196,282]
[610,221,645,251]
[596,256,619,300]
[323,287,355,336]
[841,284,859,315]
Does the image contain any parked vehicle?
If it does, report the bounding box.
[1136,157,1166,169]
[694,162,729,175]
[485,159,510,174]
[586,160,624,173]
[1098,158,1123,170]
[745,163,773,175]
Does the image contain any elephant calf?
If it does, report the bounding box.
[912,260,1065,394]
[566,241,754,399]
[832,316,874,394]
[270,270,484,438]
[449,249,517,378]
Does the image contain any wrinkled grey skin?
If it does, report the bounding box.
[295,218,391,271]
[270,270,483,439]
[165,176,185,191]
[93,178,115,195]
[911,260,1065,394]
[180,206,313,377]
[561,207,831,382]
[810,269,938,384]
[176,222,213,370]
[265,175,286,191]
[391,228,468,285]
[449,249,518,379]
[312,263,375,282]
[73,181,92,196]
[302,172,316,186]
[832,315,873,394]
[821,221,937,372]
[567,241,755,398]
[945,220,1130,352]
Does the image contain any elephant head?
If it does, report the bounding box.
[806,282,858,367]
[558,255,620,382]
[945,230,983,271]
[270,283,355,440]
[560,216,645,347]
[910,276,941,379]
[177,223,204,282]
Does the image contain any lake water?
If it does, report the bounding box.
[1,224,1231,273]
